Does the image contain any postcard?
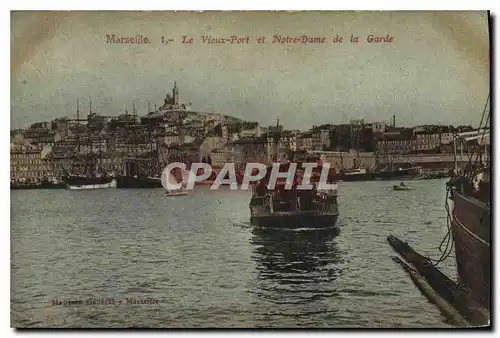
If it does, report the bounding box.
[10,10,490,328]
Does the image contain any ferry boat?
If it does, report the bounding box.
[249,162,339,229]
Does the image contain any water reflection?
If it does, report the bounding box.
[250,227,344,306]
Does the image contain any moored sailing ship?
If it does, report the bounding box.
[66,173,116,190]
[386,95,491,326]
[65,154,116,190]
[446,106,491,312]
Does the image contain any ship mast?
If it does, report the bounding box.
[88,96,93,174]
[76,98,80,154]
[273,119,280,163]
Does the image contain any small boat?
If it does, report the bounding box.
[165,188,188,197]
[164,168,189,197]
[393,185,412,191]
[66,153,116,190]
[340,168,377,182]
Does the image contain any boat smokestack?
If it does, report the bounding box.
[393,115,396,128]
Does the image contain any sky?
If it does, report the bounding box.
[11,11,490,130]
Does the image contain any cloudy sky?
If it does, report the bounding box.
[11,11,490,130]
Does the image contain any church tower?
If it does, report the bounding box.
[172,81,180,106]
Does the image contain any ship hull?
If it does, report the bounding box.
[116,176,163,188]
[66,176,117,190]
[11,184,40,190]
[39,182,67,189]
[339,168,420,182]
[12,182,73,189]
[68,180,117,190]
[251,211,339,229]
[451,190,491,310]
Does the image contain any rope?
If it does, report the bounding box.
[467,94,490,179]
[427,184,455,266]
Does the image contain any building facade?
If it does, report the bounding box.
[11,144,53,182]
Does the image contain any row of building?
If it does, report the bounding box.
[10,82,485,182]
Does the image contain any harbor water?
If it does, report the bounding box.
[11,179,457,328]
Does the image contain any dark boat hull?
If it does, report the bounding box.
[40,182,67,189]
[11,184,39,190]
[339,168,420,182]
[341,173,378,181]
[116,176,163,188]
[251,211,339,229]
[375,168,420,181]
[451,190,491,310]
[11,182,67,189]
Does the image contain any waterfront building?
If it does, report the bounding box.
[200,135,226,153]
[413,125,457,152]
[10,143,53,183]
[311,125,331,150]
[265,130,297,162]
[375,131,416,156]
[329,124,351,151]
[232,137,268,164]
[240,122,261,138]
[296,132,313,151]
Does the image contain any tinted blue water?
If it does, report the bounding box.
[11,179,456,327]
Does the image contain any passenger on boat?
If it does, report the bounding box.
[255,181,268,196]
[400,181,405,187]
[299,190,313,211]
[272,188,283,211]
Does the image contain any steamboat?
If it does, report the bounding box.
[249,161,339,229]
[116,156,163,188]
[338,166,421,182]
[249,120,339,229]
